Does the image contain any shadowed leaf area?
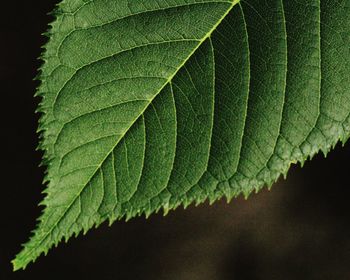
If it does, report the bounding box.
[13,0,350,270]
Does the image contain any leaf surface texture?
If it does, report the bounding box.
[14,0,350,269]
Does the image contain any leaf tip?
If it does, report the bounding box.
[12,256,27,272]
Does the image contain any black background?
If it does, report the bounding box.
[1,1,350,279]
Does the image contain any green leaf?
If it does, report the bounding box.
[14,0,350,270]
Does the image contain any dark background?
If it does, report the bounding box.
[1,1,349,279]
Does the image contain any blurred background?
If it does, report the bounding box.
[1,1,350,279]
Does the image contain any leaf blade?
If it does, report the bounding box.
[14,0,350,270]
